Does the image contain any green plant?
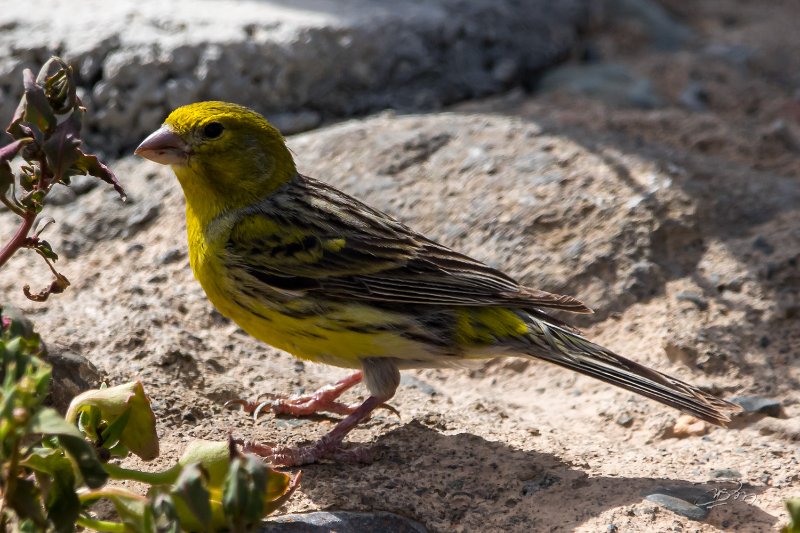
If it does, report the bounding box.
[0,308,299,532]
[1,58,300,531]
[784,498,800,533]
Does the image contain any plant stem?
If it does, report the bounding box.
[0,210,35,268]
[103,461,179,486]
[76,515,127,533]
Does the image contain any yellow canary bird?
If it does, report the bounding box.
[136,101,741,466]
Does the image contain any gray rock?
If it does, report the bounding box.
[644,493,708,521]
[731,396,783,418]
[537,63,663,109]
[676,291,708,311]
[0,0,589,155]
[47,184,78,206]
[604,0,692,51]
[616,413,634,427]
[260,511,427,533]
[125,202,161,236]
[400,374,439,396]
[679,82,710,112]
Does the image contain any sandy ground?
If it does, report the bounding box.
[1,1,799,531]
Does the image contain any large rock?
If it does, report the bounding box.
[0,0,588,154]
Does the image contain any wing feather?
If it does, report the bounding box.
[224,175,592,313]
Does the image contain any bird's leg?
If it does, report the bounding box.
[237,395,384,466]
[227,371,364,417]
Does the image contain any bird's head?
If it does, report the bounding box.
[136,101,296,217]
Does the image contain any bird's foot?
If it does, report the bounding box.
[226,371,364,418]
[234,395,386,466]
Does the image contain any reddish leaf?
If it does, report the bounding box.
[42,111,81,183]
[74,149,126,201]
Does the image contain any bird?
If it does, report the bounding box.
[135,101,742,466]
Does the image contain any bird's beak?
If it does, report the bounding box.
[134,126,190,165]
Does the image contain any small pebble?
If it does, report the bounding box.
[616,413,634,427]
[731,396,783,418]
[157,248,185,265]
[709,468,741,479]
[676,291,708,310]
[645,494,708,521]
[261,511,427,532]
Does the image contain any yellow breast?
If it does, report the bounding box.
[185,207,427,368]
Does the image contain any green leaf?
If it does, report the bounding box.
[29,407,83,438]
[77,404,101,442]
[99,403,131,451]
[66,381,159,461]
[147,492,181,533]
[29,407,108,490]
[177,440,231,488]
[171,463,212,530]
[58,434,108,489]
[6,476,48,526]
[34,240,59,262]
[86,488,149,533]
[785,498,800,533]
[22,449,80,532]
[222,456,268,531]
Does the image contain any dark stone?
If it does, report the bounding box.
[752,235,774,255]
[157,248,185,265]
[521,472,560,496]
[731,396,783,418]
[260,511,427,533]
[679,82,710,112]
[43,346,104,414]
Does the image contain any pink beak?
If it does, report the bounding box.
[134,126,190,165]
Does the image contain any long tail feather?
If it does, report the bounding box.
[524,318,742,425]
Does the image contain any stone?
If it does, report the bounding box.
[644,493,709,521]
[536,63,663,109]
[731,396,783,418]
[260,511,427,533]
[43,346,104,414]
[0,0,589,155]
[604,0,692,51]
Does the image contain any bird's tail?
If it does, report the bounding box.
[522,316,742,425]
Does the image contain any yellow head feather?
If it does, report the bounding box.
[164,101,296,223]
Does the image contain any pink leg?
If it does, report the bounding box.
[238,395,384,466]
[227,371,364,417]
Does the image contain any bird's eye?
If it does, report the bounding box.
[203,122,224,139]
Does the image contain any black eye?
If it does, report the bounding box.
[203,122,224,139]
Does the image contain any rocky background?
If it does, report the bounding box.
[1,0,799,531]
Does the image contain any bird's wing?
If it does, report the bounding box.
[223,175,591,313]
